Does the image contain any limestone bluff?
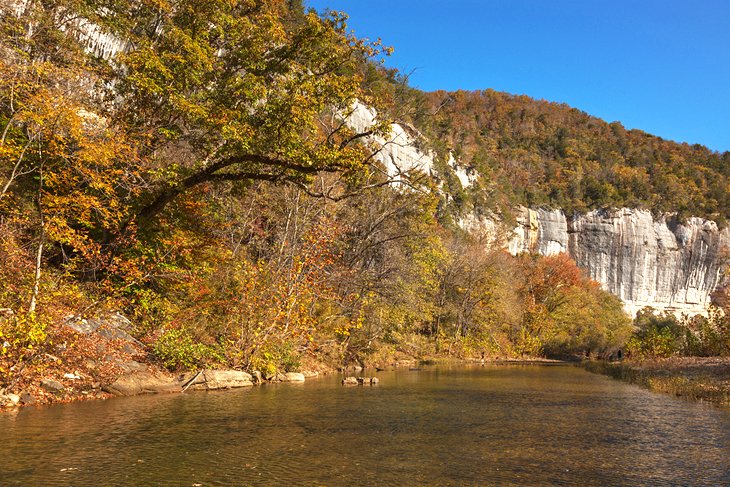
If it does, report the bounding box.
[349,104,728,318]
[507,208,728,317]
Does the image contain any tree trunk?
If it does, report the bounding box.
[28,235,43,315]
[28,165,45,315]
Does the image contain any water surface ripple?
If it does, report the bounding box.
[2,365,729,486]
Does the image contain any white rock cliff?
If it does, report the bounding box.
[508,207,729,317]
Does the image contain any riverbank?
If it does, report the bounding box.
[0,313,341,410]
[1,317,563,410]
[584,357,730,407]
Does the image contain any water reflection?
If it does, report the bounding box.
[2,365,729,486]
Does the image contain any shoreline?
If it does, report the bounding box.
[583,357,730,407]
[1,355,569,411]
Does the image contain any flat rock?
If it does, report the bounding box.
[64,317,100,334]
[102,371,181,396]
[283,372,305,382]
[64,312,143,346]
[181,369,253,391]
[300,370,319,378]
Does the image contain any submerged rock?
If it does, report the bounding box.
[342,376,379,386]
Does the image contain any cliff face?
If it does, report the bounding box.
[508,208,729,316]
[349,102,729,318]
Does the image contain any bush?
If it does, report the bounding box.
[152,328,221,371]
[626,309,683,357]
[0,313,49,385]
[247,341,301,376]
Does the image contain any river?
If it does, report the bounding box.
[2,364,729,486]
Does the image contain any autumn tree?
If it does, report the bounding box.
[108,0,395,229]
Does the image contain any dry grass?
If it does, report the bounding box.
[585,357,730,406]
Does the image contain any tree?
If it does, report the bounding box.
[111,0,394,228]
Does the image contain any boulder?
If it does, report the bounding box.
[283,372,305,382]
[40,379,65,394]
[341,376,358,386]
[181,369,253,391]
[370,377,380,385]
[103,371,181,396]
[264,371,289,382]
[268,372,288,382]
[19,391,36,405]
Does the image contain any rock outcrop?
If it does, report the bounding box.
[180,370,254,391]
[508,207,729,316]
[103,370,181,396]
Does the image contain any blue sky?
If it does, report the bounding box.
[306,0,730,153]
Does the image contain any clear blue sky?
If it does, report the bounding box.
[306,0,730,153]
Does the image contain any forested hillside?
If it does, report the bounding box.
[398,89,730,224]
[1,0,727,404]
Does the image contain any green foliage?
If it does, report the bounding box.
[248,341,301,376]
[626,307,730,358]
[152,328,221,372]
[0,313,49,383]
[626,309,684,357]
[0,314,48,355]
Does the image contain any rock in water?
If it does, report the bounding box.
[102,371,181,396]
[284,372,305,382]
[180,370,254,391]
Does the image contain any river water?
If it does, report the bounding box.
[2,364,729,486]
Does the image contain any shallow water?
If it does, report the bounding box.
[2,364,729,486]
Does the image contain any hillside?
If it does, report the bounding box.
[397,88,730,224]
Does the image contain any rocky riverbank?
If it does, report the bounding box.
[0,313,326,410]
[584,357,730,407]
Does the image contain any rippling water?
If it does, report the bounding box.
[2,364,730,486]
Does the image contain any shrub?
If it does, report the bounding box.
[626,309,682,358]
[152,328,221,371]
